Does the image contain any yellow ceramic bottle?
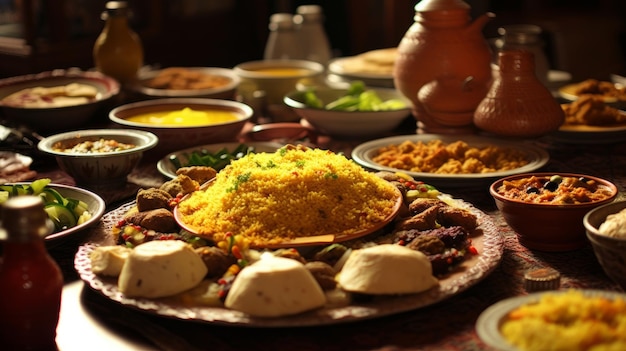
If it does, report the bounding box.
[93,1,143,86]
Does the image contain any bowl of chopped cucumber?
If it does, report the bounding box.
[284,81,412,138]
[0,178,106,243]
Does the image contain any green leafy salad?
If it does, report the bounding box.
[302,81,407,111]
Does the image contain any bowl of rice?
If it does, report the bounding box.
[174,145,402,248]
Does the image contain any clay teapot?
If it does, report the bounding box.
[417,75,489,128]
[394,0,494,134]
[473,50,565,138]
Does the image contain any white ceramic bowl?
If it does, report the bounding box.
[0,69,119,133]
[109,98,253,155]
[130,67,241,100]
[283,87,411,138]
[37,129,158,189]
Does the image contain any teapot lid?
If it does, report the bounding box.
[415,0,470,13]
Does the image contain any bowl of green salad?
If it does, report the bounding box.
[0,178,106,244]
[283,81,411,138]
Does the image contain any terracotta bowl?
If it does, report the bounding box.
[37,129,158,189]
[584,200,626,290]
[109,98,253,156]
[489,172,618,251]
[0,69,119,133]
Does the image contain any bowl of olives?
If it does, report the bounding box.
[489,172,618,251]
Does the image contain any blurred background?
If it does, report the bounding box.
[0,0,624,81]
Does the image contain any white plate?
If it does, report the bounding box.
[476,289,626,351]
[2,183,106,243]
[156,142,284,179]
[351,135,550,188]
[75,197,503,327]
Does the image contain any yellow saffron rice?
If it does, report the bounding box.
[500,290,626,351]
[176,147,399,246]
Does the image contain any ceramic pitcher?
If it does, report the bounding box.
[473,50,564,137]
[394,0,493,134]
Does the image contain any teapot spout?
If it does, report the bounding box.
[468,12,495,34]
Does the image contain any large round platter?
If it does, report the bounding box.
[174,183,403,249]
[4,183,106,242]
[156,141,284,179]
[351,135,549,188]
[74,197,503,327]
[476,289,626,351]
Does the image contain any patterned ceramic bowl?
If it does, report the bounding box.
[37,129,158,189]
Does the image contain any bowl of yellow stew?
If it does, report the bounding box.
[109,98,253,155]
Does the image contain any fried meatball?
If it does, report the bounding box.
[175,166,217,185]
[136,188,172,212]
[124,208,177,232]
[160,174,199,197]
[195,246,237,278]
[436,206,478,231]
[305,261,337,290]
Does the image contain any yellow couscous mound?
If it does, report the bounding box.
[501,289,626,351]
[176,146,400,247]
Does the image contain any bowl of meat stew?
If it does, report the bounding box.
[490,172,618,252]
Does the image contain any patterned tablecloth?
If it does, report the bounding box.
[38,124,626,351]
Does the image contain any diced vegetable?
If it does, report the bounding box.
[0,178,92,234]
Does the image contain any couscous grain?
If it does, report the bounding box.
[500,290,626,351]
[177,147,400,247]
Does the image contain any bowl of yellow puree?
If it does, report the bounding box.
[109,98,253,156]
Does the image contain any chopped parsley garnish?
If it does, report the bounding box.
[227,172,251,192]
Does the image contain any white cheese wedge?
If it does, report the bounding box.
[337,244,438,295]
[225,254,326,317]
[90,245,133,277]
[118,240,208,298]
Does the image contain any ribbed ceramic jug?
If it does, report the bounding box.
[473,50,564,137]
[394,0,493,134]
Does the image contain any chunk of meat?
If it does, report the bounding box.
[394,205,439,231]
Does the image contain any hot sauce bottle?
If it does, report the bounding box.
[0,196,63,351]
